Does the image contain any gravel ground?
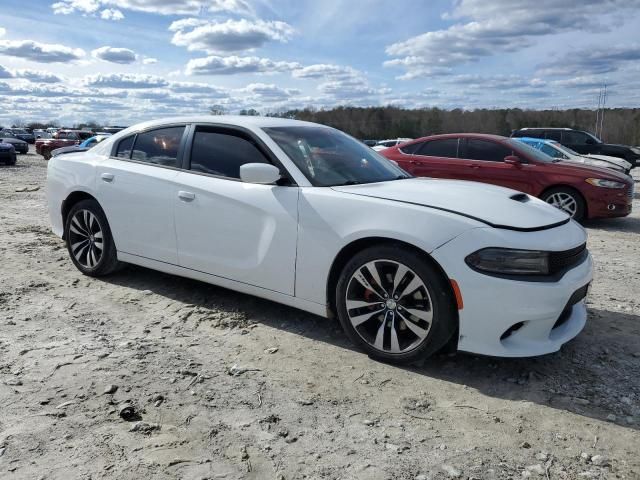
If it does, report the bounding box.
[1,148,639,480]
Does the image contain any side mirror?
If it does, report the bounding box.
[240,163,282,184]
[504,155,522,166]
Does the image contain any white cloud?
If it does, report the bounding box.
[185,55,300,75]
[171,19,295,54]
[142,57,158,65]
[0,28,5,38]
[0,39,85,63]
[92,46,137,64]
[169,81,228,95]
[52,0,251,17]
[14,69,64,83]
[84,73,168,88]
[100,8,124,20]
[385,0,640,79]
[238,83,299,102]
[292,64,359,80]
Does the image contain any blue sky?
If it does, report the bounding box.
[1,0,640,125]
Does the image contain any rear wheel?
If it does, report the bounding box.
[64,199,121,276]
[336,245,457,364]
[541,187,586,221]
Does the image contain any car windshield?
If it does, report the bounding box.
[264,126,411,186]
[507,139,557,163]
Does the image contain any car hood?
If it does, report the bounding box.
[331,178,570,231]
[584,154,631,169]
[552,161,632,182]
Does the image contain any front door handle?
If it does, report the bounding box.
[101,173,114,182]
[178,191,195,202]
[469,164,481,169]
[409,160,422,165]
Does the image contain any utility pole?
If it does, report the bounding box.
[599,84,607,139]
[594,84,607,139]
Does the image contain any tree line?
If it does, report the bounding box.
[267,107,640,146]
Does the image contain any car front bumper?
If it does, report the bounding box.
[585,183,633,219]
[431,221,593,357]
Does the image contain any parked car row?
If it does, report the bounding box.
[36,130,96,160]
[381,133,633,222]
[47,116,594,364]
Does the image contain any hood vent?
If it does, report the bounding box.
[510,193,530,203]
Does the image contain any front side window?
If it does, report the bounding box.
[563,131,589,145]
[417,138,458,158]
[131,126,185,167]
[189,128,270,179]
[463,139,512,162]
[264,126,410,187]
[398,142,423,154]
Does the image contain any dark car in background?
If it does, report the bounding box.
[382,133,633,221]
[1,128,36,144]
[511,128,640,168]
[0,134,29,154]
[0,141,17,165]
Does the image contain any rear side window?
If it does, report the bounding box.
[131,126,185,167]
[115,135,135,158]
[189,128,270,179]
[545,130,562,141]
[540,144,562,158]
[417,139,458,158]
[519,130,544,139]
[463,139,512,162]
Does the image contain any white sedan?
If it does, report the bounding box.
[47,116,593,363]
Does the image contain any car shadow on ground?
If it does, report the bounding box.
[101,265,639,431]
[584,216,640,234]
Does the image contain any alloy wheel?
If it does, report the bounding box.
[545,192,578,217]
[345,259,433,354]
[68,209,104,269]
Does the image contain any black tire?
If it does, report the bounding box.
[335,244,457,364]
[64,199,121,276]
[540,187,586,222]
[42,149,51,160]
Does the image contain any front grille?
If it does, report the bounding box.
[549,243,587,275]
[552,283,589,330]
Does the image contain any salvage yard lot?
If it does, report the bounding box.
[1,150,639,479]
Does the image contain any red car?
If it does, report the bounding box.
[382,134,633,221]
[35,130,94,160]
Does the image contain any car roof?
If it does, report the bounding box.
[411,133,509,143]
[517,127,573,131]
[122,115,323,133]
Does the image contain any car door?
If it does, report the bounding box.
[459,138,536,194]
[96,125,187,264]
[173,125,299,295]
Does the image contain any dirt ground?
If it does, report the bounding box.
[1,148,639,480]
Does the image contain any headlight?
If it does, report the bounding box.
[585,178,625,189]
[466,248,549,275]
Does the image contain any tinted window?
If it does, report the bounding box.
[563,131,589,145]
[131,126,185,167]
[115,135,135,159]
[463,139,512,162]
[190,129,270,179]
[545,130,562,141]
[519,130,544,138]
[399,142,423,154]
[78,132,94,140]
[418,138,458,158]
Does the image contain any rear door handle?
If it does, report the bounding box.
[409,160,422,165]
[178,191,195,202]
[101,173,114,182]
[470,164,481,169]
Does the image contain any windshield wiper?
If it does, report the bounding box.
[335,180,362,186]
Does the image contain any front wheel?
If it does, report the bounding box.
[540,187,586,221]
[336,245,457,364]
[64,199,121,276]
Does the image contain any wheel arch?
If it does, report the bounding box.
[61,191,100,239]
[539,184,588,218]
[326,237,458,321]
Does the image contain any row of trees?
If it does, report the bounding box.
[266,107,640,146]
